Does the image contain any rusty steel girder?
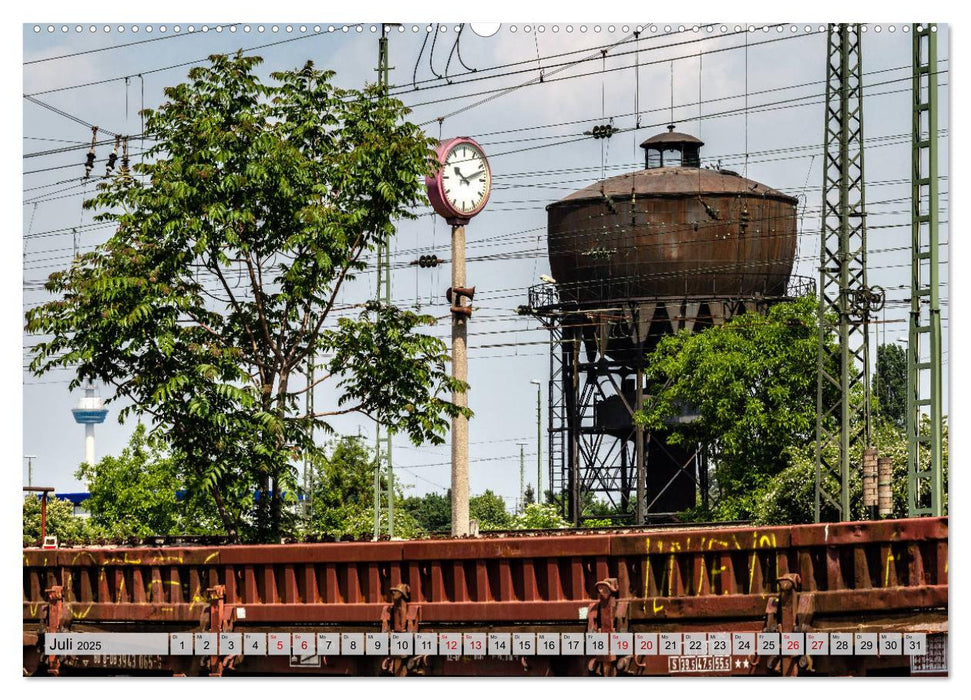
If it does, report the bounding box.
[23,518,947,676]
[23,518,946,626]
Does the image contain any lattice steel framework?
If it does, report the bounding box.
[907,24,944,517]
[547,308,703,526]
[815,24,874,523]
[373,27,394,539]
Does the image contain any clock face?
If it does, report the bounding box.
[439,141,491,217]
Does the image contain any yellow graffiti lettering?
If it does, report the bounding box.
[204,552,220,564]
[29,603,38,617]
[884,552,895,588]
[74,604,93,620]
[748,554,757,592]
[759,535,772,549]
[105,554,142,566]
[652,598,664,614]
[151,555,184,565]
[731,535,742,550]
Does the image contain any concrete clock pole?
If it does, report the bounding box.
[425,137,492,536]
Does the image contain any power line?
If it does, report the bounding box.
[24,28,357,98]
[23,24,239,65]
[409,29,813,121]
[23,95,119,137]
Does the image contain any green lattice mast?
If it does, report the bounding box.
[907,23,944,517]
[815,24,877,522]
[373,25,395,539]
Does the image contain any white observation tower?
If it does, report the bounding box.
[72,381,108,466]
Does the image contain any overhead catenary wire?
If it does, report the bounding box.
[23,28,357,98]
[23,24,240,65]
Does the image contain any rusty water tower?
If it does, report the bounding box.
[526,127,812,524]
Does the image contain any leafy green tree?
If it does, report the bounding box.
[874,343,907,429]
[754,418,948,524]
[522,484,536,506]
[25,54,468,542]
[307,437,380,539]
[638,296,834,521]
[469,490,512,530]
[340,506,424,540]
[512,503,568,530]
[23,496,100,546]
[546,489,628,524]
[77,424,222,537]
[401,491,451,533]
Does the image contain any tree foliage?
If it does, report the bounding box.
[304,436,423,540]
[23,496,100,546]
[77,424,222,537]
[874,343,907,429]
[306,437,378,539]
[25,53,467,542]
[638,296,834,521]
[401,491,451,533]
[511,503,568,530]
[470,490,512,530]
[754,418,948,524]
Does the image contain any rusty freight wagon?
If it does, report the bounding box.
[23,516,947,677]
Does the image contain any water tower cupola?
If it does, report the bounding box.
[640,125,704,169]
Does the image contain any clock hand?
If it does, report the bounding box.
[453,166,470,185]
[466,169,485,180]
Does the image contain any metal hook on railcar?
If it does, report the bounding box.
[381,584,425,676]
[585,578,631,676]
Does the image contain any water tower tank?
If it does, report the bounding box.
[547,128,798,305]
[535,129,804,523]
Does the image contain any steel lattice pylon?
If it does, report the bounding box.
[373,27,394,539]
[815,24,875,523]
[907,24,944,517]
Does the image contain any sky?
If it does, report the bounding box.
[5,1,965,694]
[15,10,951,520]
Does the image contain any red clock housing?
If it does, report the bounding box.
[425,137,491,225]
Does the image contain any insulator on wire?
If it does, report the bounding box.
[84,126,99,178]
[584,123,619,140]
[120,137,130,178]
[412,254,443,268]
[105,135,120,178]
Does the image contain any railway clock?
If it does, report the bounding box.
[426,137,492,224]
